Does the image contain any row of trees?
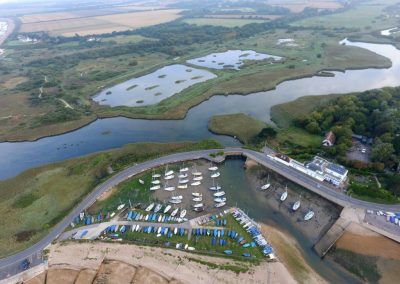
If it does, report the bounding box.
[296,88,400,169]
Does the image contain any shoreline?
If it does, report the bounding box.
[0,53,393,142]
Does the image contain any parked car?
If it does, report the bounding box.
[20,259,30,270]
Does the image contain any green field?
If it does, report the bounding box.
[184,18,267,27]
[0,140,221,258]
[292,0,399,30]
[208,113,266,144]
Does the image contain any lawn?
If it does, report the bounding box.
[0,140,221,258]
[183,18,267,28]
[208,113,266,144]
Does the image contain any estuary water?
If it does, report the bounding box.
[1,40,400,179]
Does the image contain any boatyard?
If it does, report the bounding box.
[66,207,274,261]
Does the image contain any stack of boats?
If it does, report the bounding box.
[150,172,161,191]
[209,165,226,208]
[178,166,189,189]
[192,192,204,212]
[191,166,203,186]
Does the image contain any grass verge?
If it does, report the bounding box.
[0,139,222,258]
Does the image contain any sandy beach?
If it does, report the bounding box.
[26,241,296,284]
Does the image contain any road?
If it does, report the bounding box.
[1,147,400,280]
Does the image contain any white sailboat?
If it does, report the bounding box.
[180,167,189,172]
[191,181,201,186]
[292,200,301,211]
[171,195,183,200]
[192,192,202,197]
[150,185,161,191]
[152,173,161,178]
[177,184,188,189]
[180,209,187,218]
[169,199,182,204]
[192,165,202,176]
[154,204,162,213]
[304,210,314,221]
[164,174,174,180]
[164,205,172,214]
[193,176,203,181]
[261,174,270,190]
[117,204,125,210]
[214,197,226,203]
[280,186,288,201]
[213,190,225,197]
[171,208,179,217]
[151,180,161,185]
[208,165,218,171]
[164,181,175,191]
[179,179,189,184]
[211,172,220,178]
[193,203,204,208]
[210,179,221,191]
[215,202,226,208]
[193,197,202,202]
[178,173,188,179]
[165,165,174,177]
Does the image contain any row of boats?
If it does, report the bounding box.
[232,209,274,258]
[144,203,187,218]
[261,181,314,221]
[149,164,221,192]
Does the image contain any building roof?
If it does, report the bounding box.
[327,163,347,176]
[323,131,336,145]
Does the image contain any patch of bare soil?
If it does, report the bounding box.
[93,259,137,284]
[336,224,400,260]
[132,266,169,284]
[74,269,97,284]
[24,271,46,284]
[46,268,80,284]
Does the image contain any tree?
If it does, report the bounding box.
[371,142,395,164]
[386,175,400,196]
[393,136,400,155]
[305,121,321,134]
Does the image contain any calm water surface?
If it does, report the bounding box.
[187,49,282,70]
[1,40,400,179]
[93,64,217,107]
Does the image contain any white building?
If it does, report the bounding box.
[269,154,348,187]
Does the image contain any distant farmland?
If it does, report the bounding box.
[19,9,183,36]
[270,0,343,13]
[183,18,267,28]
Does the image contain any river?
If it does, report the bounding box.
[0,40,400,180]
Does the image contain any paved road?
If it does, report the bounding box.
[1,147,400,280]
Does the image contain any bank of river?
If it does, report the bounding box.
[220,158,360,283]
[1,39,400,180]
